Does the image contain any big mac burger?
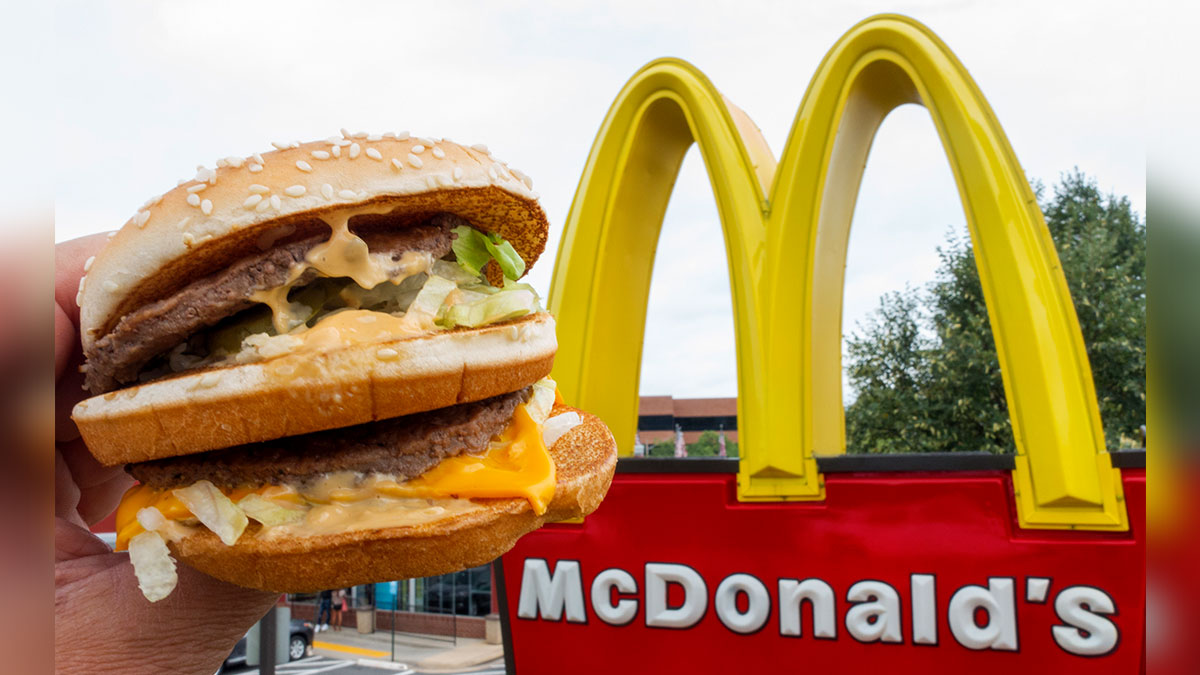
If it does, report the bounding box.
[71,131,616,601]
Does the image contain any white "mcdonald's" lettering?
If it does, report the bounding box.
[515,559,1119,656]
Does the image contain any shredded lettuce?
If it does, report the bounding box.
[405,275,458,326]
[451,226,525,281]
[129,531,178,603]
[238,493,307,527]
[526,377,557,426]
[172,480,248,546]
[441,288,537,329]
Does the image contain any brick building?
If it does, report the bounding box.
[636,395,738,444]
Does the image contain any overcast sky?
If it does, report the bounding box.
[52,0,1145,399]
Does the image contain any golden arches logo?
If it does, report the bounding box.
[548,14,1127,531]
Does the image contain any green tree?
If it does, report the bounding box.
[647,440,676,457]
[686,431,720,457]
[845,170,1145,453]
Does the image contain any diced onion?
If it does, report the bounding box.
[543,412,583,448]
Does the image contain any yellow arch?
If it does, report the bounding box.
[546,58,796,493]
[549,15,1127,529]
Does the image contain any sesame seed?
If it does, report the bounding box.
[366,147,383,160]
[291,140,301,148]
[376,347,399,361]
[296,160,313,172]
[411,144,425,154]
[349,143,361,159]
[338,189,357,199]
[183,233,196,245]
[78,277,86,292]
[270,195,282,210]
[408,154,423,168]
[487,168,498,181]
[432,146,445,159]
[395,131,411,141]
[224,156,245,168]
[271,141,290,150]
[417,137,435,146]
[244,194,263,208]
[216,158,229,168]
[312,150,331,160]
[83,256,95,272]
[333,139,351,147]
[367,133,383,141]
[493,163,509,179]
[197,372,222,388]
[187,193,201,207]
[248,163,264,172]
[325,136,342,144]
[425,175,438,189]
[103,280,118,292]
[340,128,352,139]
[471,144,489,153]
[512,168,534,189]
[284,185,306,197]
[186,183,207,193]
[331,145,342,158]
[352,131,368,139]
[252,153,265,164]
[142,194,163,208]
[255,198,272,213]
[453,167,464,181]
[436,173,453,187]
[249,184,270,194]
[321,183,334,200]
[134,210,151,227]
[382,132,396,139]
[391,158,404,170]
[200,199,213,215]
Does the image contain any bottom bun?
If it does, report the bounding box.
[167,404,617,593]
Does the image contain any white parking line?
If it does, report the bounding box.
[278,658,354,674]
[240,656,355,675]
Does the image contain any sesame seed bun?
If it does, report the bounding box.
[73,312,557,465]
[78,134,545,353]
[167,404,616,593]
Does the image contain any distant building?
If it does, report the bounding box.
[637,396,737,444]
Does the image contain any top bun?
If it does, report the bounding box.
[78,132,547,353]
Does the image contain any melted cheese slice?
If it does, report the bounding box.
[113,400,556,550]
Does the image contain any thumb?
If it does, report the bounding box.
[55,519,279,674]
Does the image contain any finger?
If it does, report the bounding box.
[56,518,279,674]
[54,449,85,529]
[58,439,131,526]
[55,302,75,383]
[55,355,86,443]
[55,233,111,327]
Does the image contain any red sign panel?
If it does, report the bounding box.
[500,459,1144,672]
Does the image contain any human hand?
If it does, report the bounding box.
[55,234,279,674]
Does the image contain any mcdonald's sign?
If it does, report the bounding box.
[499,14,1143,673]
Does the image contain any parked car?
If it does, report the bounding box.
[220,618,313,671]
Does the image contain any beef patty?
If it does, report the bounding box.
[129,387,531,489]
[86,213,465,394]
